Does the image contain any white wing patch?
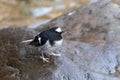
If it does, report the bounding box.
[38,37,41,44]
[54,39,63,46]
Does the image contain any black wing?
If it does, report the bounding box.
[40,37,48,46]
[49,40,55,46]
[29,36,40,47]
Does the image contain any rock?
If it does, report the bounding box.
[0,27,57,80]
[35,0,120,80]
[1,0,120,80]
[0,66,20,80]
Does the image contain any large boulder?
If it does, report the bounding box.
[1,0,120,80]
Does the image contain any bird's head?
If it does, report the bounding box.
[51,27,64,34]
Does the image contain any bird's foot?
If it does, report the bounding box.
[49,52,61,57]
[39,56,49,63]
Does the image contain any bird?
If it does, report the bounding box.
[22,27,63,62]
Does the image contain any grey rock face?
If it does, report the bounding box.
[1,0,120,80]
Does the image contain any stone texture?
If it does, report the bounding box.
[1,0,120,80]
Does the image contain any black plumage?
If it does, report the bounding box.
[21,27,63,62]
[23,27,64,62]
[29,27,63,47]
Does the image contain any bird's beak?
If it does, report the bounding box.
[60,31,65,34]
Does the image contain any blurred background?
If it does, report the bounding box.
[0,0,119,28]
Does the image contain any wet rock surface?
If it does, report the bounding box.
[1,0,120,80]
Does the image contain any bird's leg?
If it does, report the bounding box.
[49,52,61,57]
[39,52,49,63]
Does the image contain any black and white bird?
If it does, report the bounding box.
[22,27,63,62]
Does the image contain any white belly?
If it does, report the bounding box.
[54,39,63,46]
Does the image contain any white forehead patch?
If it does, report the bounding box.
[55,27,62,32]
